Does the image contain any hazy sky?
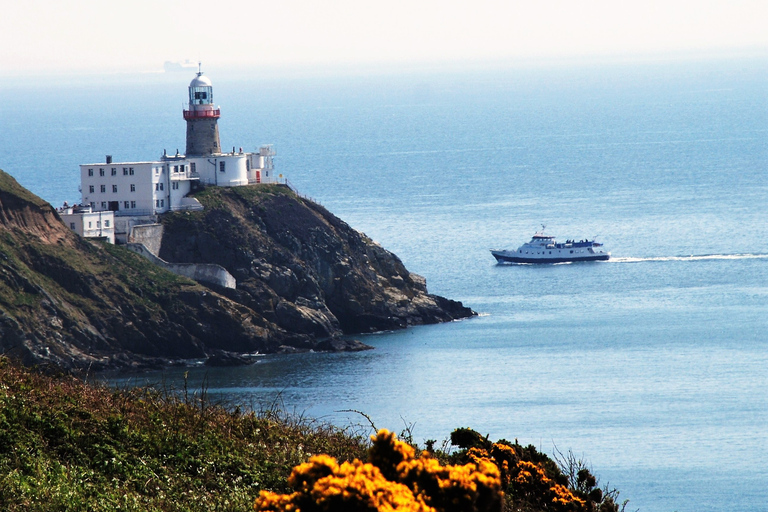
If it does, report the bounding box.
[3,0,767,75]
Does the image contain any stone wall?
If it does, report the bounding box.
[125,242,236,289]
[129,223,164,256]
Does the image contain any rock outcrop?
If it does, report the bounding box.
[158,185,475,341]
[0,170,474,371]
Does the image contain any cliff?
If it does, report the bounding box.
[159,184,475,341]
[0,171,473,370]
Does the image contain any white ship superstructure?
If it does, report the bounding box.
[491,229,610,264]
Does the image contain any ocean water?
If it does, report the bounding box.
[3,56,767,511]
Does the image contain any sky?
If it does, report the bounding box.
[2,0,767,76]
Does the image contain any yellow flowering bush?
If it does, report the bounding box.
[254,429,502,512]
[449,428,623,512]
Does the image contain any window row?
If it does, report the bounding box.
[87,167,135,176]
[89,184,139,193]
[76,219,111,229]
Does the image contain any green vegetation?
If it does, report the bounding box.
[0,357,368,511]
[0,358,627,512]
[0,170,50,207]
[192,184,294,209]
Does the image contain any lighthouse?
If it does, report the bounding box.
[184,69,221,156]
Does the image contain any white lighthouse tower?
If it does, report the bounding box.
[184,68,221,156]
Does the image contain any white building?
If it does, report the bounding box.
[74,69,278,242]
[59,204,115,244]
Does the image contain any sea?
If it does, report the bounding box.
[2,55,767,511]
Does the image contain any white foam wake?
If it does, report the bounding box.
[610,254,768,263]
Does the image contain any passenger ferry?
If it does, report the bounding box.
[491,228,610,264]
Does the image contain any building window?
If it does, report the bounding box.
[155,168,159,175]
[101,202,106,209]
[173,165,178,173]
[99,169,105,176]
[219,161,226,172]
[123,168,128,175]
[160,199,164,207]
[69,222,76,230]
[112,185,118,193]
[111,168,117,176]
[180,164,185,172]
[88,169,93,176]
[100,185,106,193]
[130,201,136,208]
[129,167,134,175]
[130,184,135,192]
[88,221,92,228]
[124,201,130,209]
[89,185,94,193]
[172,182,179,190]
[96,221,100,228]
[105,220,110,227]
[190,162,196,173]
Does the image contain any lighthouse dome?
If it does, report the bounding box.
[190,74,212,88]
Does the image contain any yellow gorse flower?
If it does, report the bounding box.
[254,429,503,512]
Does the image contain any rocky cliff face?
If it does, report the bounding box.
[0,171,275,370]
[159,185,475,341]
[0,170,473,371]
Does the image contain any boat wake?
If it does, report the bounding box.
[609,253,768,263]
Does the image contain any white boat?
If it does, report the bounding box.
[491,228,610,264]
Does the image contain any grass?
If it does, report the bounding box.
[0,357,368,511]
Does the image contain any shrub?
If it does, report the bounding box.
[254,429,503,512]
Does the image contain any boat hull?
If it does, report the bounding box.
[491,251,610,264]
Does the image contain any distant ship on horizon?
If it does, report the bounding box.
[163,60,199,73]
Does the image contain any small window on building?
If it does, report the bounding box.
[219,161,225,172]
[129,167,134,175]
[180,164,185,172]
[190,162,196,173]
[160,199,164,207]
[88,221,92,228]
[155,199,160,207]
[124,201,130,209]
[105,220,110,227]
[130,201,136,208]
[130,184,135,192]
[101,202,106,209]
[111,168,117,176]
[112,185,118,193]
[172,182,179,190]
[173,165,178,173]
[155,168,159,175]
[100,185,106,193]
[89,185,94,193]
[69,222,76,230]
[123,168,128,175]
[96,221,100,228]
[99,169,105,176]
[88,169,93,176]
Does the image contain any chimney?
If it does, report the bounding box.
[106,155,113,164]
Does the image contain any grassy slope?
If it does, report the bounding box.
[0,357,367,511]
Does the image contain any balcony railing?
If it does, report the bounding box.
[183,108,220,120]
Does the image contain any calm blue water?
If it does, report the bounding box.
[2,57,767,511]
